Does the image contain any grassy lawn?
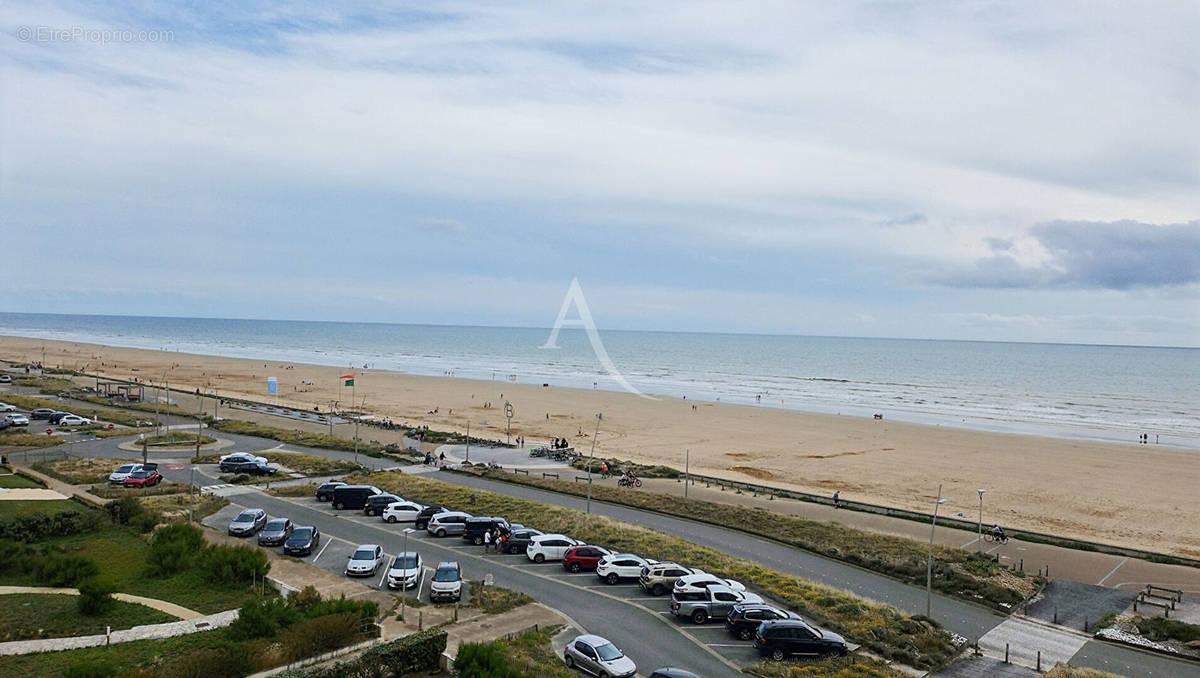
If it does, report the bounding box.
[0,593,175,641]
[469,582,532,614]
[0,472,45,489]
[0,432,64,448]
[0,627,240,676]
[0,499,81,516]
[268,482,319,497]
[142,431,215,446]
[358,471,960,669]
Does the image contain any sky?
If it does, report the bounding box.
[1,1,1198,347]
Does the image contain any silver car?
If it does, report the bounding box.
[228,509,268,536]
[563,634,636,678]
[257,518,293,546]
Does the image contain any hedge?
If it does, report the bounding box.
[297,627,447,678]
[0,509,106,542]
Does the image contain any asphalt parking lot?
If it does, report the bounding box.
[206,486,761,676]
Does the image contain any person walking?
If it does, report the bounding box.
[483,528,493,555]
[833,490,841,508]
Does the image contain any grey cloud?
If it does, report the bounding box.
[928,220,1200,290]
[877,213,927,227]
[984,237,1014,252]
[419,218,468,239]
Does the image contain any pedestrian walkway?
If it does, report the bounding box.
[977,617,1090,670]
[9,462,108,507]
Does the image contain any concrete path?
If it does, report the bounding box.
[10,463,108,507]
[0,585,202,619]
[977,617,1090,670]
[0,488,69,500]
[441,602,570,658]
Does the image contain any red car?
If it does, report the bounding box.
[123,468,163,488]
[562,545,612,573]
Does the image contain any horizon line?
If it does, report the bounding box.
[0,310,1196,351]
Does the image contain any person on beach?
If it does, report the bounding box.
[833,490,840,508]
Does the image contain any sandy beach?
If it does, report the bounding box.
[2,335,1197,557]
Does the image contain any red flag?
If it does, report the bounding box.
[340,374,354,379]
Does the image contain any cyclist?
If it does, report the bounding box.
[990,525,1007,542]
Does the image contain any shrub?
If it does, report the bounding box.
[303,627,447,678]
[202,543,270,584]
[279,612,362,662]
[227,598,299,639]
[0,539,34,575]
[146,523,205,577]
[35,552,100,587]
[144,643,252,678]
[455,641,524,678]
[105,496,143,525]
[0,509,106,542]
[78,578,117,616]
[129,509,162,534]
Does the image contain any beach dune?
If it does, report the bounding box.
[2,335,1196,558]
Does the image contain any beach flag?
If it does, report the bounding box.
[341,374,354,387]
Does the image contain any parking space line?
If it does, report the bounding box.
[312,539,331,562]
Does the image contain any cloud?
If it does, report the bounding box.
[926,220,1200,290]
[418,218,468,239]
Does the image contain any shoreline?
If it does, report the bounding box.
[2,334,1199,557]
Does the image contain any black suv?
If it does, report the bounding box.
[315,481,347,502]
[363,493,402,517]
[413,505,451,530]
[462,517,510,545]
[500,527,543,554]
[725,603,800,641]
[220,460,277,475]
[754,619,847,661]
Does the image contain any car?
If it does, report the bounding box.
[501,528,543,554]
[755,619,847,660]
[563,545,612,573]
[108,462,146,484]
[363,493,402,517]
[674,572,747,594]
[219,452,268,465]
[332,485,382,510]
[381,501,425,523]
[30,408,59,419]
[414,505,452,530]
[47,411,73,424]
[0,403,15,412]
[57,414,92,426]
[596,553,657,584]
[315,481,347,502]
[123,468,163,487]
[526,534,583,563]
[726,603,803,641]
[429,561,462,602]
[0,419,9,432]
[219,460,278,475]
[462,516,510,545]
[258,518,294,546]
[0,375,11,384]
[563,634,637,678]
[345,544,385,577]
[386,551,422,590]
[283,526,321,556]
[647,669,702,678]
[4,414,30,426]
[639,562,702,596]
[427,511,472,537]
[670,585,763,624]
[228,508,268,536]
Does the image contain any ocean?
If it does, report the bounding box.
[0,312,1196,448]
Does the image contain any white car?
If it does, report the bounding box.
[596,553,658,585]
[0,375,11,384]
[345,544,385,577]
[382,501,425,523]
[563,634,637,678]
[4,414,30,426]
[57,414,92,427]
[108,463,146,484]
[526,533,583,563]
[386,551,422,589]
[0,403,16,412]
[673,572,747,593]
[219,452,269,465]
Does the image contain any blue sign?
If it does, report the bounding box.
[267,377,277,394]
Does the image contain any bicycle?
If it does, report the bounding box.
[617,476,642,488]
[983,533,1009,545]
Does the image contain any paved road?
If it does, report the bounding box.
[207,479,749,678]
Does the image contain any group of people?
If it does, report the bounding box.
[549,437,571,449]
[481,525,513,554]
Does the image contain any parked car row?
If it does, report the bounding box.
[304,480,847,665]
[0,404,93,428]
[106,462,163,487]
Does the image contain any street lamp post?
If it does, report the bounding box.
[977,489,986,556]
[400,528,414,621]
[465,420,470,464]
[586,413,602,514]
[684,448,690,500]
[926,484,946,618]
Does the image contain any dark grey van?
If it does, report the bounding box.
[331,485,382,510]
[462,517,510,545]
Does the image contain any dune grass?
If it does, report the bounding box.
[0,431,65,447]
[33,457,137,485]
[193,451,360,476]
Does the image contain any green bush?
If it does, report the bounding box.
[0,539,34,574]
[280,612,363,662]
[77,578,117,616]
[143,642,252,678]
[0,509,106,542]
[303,627,447,678]
[146,524,205,577]
[455,641,524,678]
[201,544,270,584]
[105,496,143,524]
[227,598,298,639]
[35,552,100,587]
